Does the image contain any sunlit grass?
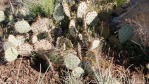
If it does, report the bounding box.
[24,0,58,17]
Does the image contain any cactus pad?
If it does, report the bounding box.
[64,53,81,70]
[8,35,25,47]
[77,2,88,18]
[72,67,84,78]
[86,11,98,26]
[90,39,100,50]
[0,11,5,22]
[69,19,76,29]
[82,59,94,75]
[31,18,49,34]
[15,7,29,17]
[3,41,15,51]
[62,1,71,18]
[14,20,31,33]
[18,43,33,56]
[34,39,52,51]
[46,50,63,65]
[53,3,65,21]
[69,19,77,37]
[56,37,73,50]
[15,35,26,45]
[118,24,133,43]
[5,47,18,62]
[32,35,38,44]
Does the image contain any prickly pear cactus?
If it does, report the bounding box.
[32,35,38,44]
[8,35,18,47]
[3,41,15,51]
[72,67,84,78]
[64,53,81,70]
[62,1,71,18]
[69,19,77,37]
[15,7,29,17]
[46,50,63,65]
[82,59,100,82]
[66,0,76,6]
[8,35,25,47]
[86,11,98,26]
[53,3,65,21]
[15,35,26,45]
[56,37,73,50]
[90,39,100,50]
[146,63,149,69]
[18,43,33,56]
[118,24,133,43]
[77,2,88,18]
[14,20,31,33]
[69,19,76,29]
[0,11,5,22]
[34,39,52,51]
[31,17,49,34]
[5,47,18,62]
[82,59,94,75]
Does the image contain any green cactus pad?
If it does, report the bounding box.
[118,24,133,43]
[56,37,73,50]
[53,3,65,22]
[82,59,94,75]
[64,53,81,70]
[47,50,63,65]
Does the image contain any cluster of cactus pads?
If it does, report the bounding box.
[2,14,53,62]
[0,0,106,80]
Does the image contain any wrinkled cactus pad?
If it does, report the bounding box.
[64,53,81,70]
[118,24,133,43]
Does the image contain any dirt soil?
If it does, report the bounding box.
[0,59,59,84]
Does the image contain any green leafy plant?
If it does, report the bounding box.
[113,0,127,6]
[25,0,57,17]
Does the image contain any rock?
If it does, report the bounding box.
[112,7,126,16]
[0,0,10,11]
[121,3,130,9]
[112,0,149,46]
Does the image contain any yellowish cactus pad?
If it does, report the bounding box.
[0,11,5,22]
[5,47,18,62]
